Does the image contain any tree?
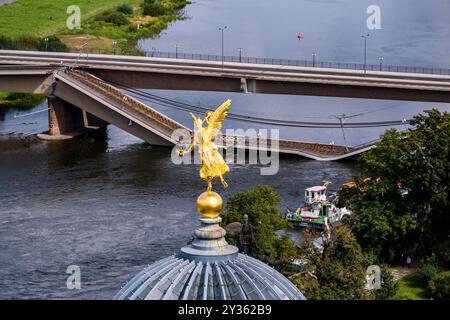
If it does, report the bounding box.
[142,1,167,16]
[339,109,449,265]
[339,182,416,262]
[291,226,371,300]
[221,185,296,264]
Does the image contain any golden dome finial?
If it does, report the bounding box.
[196,191,223,219]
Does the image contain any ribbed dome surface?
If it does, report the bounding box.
[114,253,305,300]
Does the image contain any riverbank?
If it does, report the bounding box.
[0,0,189,55]
[0,92,46,108]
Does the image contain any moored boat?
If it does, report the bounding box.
[284,184,351,229]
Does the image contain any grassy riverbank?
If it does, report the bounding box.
[0,0,189,54]
[0,92,46,108]
[0,0,139,37]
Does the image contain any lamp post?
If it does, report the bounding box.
[361,33,370,75]
[112,40,117,55]
[238,47,243,63]
[219,26,227,68]
[334,113,349,151]
[312,52,316,67]
[379,56,383,71]
[175,44,179,59]
[44,38,49,51]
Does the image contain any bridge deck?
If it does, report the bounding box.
[54,70,368,160]
[2,50,450,103]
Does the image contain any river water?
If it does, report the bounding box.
[1,0,450,299]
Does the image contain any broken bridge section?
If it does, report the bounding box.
[44,69,371,161]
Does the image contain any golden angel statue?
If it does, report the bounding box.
[178,99,231,192]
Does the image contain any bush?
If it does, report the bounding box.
[0,36,14,49]
[38,36,69,52]
[427,271,450,299]
[97,11,130,26]
[117,4,133,15]
[143,2,167,16]
[0,35,67,52]
[0,35,40,50]
[374,264,398,299]
[418,259,441,283]
[221,185,294,263]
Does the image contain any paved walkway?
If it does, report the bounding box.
[391,266,418,281]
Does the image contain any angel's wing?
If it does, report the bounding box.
[204,99,231,140]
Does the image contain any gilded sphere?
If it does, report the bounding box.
[196,191,223,218]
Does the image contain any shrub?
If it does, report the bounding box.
[374,264,398,299]
[418,259,441,283]
[221,185,294,263]
[143,2,166,16]
[427,271,450,299]
[38,36,69,52]
[0,36,14,49]
[0,35,40,50]
[0,35,67,52]
[117,4,133,15]
[97,11,130,26]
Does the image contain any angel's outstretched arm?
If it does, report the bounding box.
[185,141,196,153]
[178,138,196,156]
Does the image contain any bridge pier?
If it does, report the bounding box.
[38,95,107,141]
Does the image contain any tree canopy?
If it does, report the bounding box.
[221,185,296,265]
[290,226,391,300]
[339,109,449,266]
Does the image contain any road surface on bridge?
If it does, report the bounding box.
[1,50,450,102]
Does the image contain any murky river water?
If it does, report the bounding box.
[0,0,449,299]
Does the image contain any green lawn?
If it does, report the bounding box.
[0,0,142,37]
[392,272,427,300]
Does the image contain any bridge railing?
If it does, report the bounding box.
[139,50,450,76]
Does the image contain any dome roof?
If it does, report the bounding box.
[114,191,306,300]
[114,253,306,300]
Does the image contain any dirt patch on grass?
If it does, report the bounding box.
[59,35,118,53]
[131,15,155,28]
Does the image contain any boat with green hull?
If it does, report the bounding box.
[284,184,351,229]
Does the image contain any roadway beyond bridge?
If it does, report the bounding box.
[1,50,450,102]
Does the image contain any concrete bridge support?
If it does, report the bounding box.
[38,95,107,140]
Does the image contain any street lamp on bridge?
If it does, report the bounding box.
[361,33,370,75]
[238,47,243,63]
[112,41,117,55]
[379,56,384,71]
[219,26,227,68]
[175,44,179,59]
[312,52,316,67]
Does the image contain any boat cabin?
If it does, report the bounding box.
[304,186,327,204]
